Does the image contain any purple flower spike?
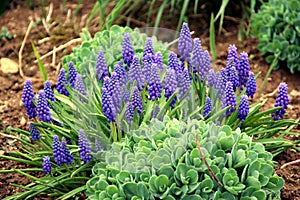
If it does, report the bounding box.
[178,22,192,59]
[206,69,215,87]
[227,45,239,69]
[142,54,154,84]
[178,68,191,100]
[122,33,134,66]
[246,72,256,98]
[203,97,212,118]
[62,140,73,165]
[75,74,87,101]
[68,61,77,88]
[226,61,239,91]
[164,68,178,107]
[125,102,134,124]
[44,81,55,102]
[143,38,155,58]
[101,87,116,123]
[191,38,203,74]
[223,81,236,116]
[238,95,249,122]
[168,52,180,71]
[148,64,162,101]
[95,139,104,152]
[52,135,66,166]
[215,69,227,98]
[109,72,122,112]
[37,91,52,123]
[79,130,93,162]
[238,52,250,89]
[96,51,109,81]
[114,62,127,85]
[155,52,164,72]
[131,86,143,115]
[201,50,211,80]
[129,56,145,91]
[103,76,111,91]
[42,156,51,174]
[272,82,289,120]
[22,79,37,119]
[29,123,40,141]
[57,69,69,96]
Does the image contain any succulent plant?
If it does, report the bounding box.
[86,117,284,199]
[251,0,300,73]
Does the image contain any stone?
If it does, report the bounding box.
[0,58,19,74]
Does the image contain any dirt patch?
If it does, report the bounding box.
[0,1,299,199]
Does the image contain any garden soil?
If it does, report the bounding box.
[0,1,299,199]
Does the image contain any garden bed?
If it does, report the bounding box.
[0,1,299,199]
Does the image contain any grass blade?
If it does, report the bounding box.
[32,42,47,81]
[209,13,217,62]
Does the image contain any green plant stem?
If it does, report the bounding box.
[209,13,217,62]
[259,54,279,97]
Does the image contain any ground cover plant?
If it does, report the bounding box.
[250,0,300,73]
[86,117,284,199]
[0,21,299,199]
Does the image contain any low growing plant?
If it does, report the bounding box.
[250,0,300,73]
[86,117,284,199]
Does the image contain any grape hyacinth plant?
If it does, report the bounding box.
[96,50,109,80]
[78,130,93,163]
[44,80,55,102]
[178,22,192,59]
[122,33,134,66]
[22,79,37,119]
[56,68,69,96]
[42,156,52,175]
[68,61,78,88]
[272,82,290,120]
[36,91,52,123]
[29,123,40,141]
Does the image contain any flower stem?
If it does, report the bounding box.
[195,132,224,187]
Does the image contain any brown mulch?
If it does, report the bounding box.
[0,1,299,199]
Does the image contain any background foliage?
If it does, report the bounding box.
[250,0,300,73]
